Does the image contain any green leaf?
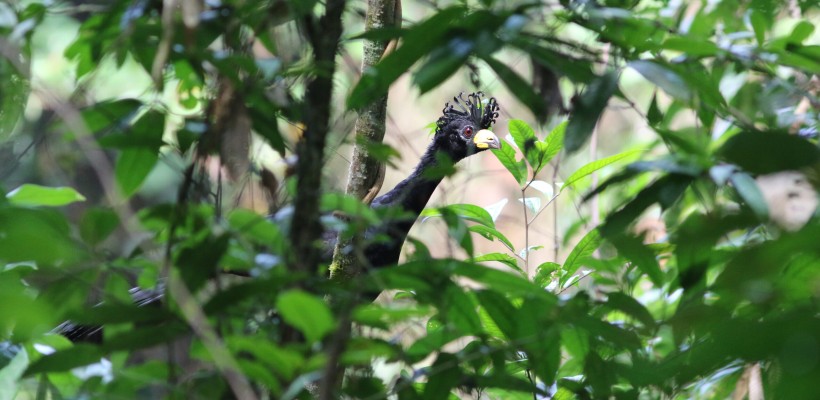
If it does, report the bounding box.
[729,172,769,221]
[719,131,820,174]
[0,345,27,397]
[542,121,566,165]
[115,148,158,197]
[661,37,719,56]
[472,252,521,274]
[347,7,466,109]
[0,208,85,266]
[64,99,143,136]
[629,60,692,101]
[565,71,619,154]
[750,10,768,45]
[476,290,518,339]
[603,292,656,329]
[443,286,481,335]
[608,233,665,287]
[789,21,815,44]
[6,184,86,207]
[423,353,461,399]
[79,207,119,246]
[25,344,104,375]
[482,57,546,120]
[468,225,515,252]
[560,229,601,287]
[508,119,540,170]
[276,290,336,343]
[98,110,165,150]
[562,149,643,191]
[413,40,471,93]
[491,141,527,185]
[421,204,495,227]
[647,93,663,127]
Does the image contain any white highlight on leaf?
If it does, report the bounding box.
[504,134,518,149]
[518,197,542,214]
[528,180,554,197]
[483,198,508,223]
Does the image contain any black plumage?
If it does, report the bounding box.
[59,92,500,342]
[356,92,500,270]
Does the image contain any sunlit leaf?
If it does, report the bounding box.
[6,184,86,207]
[562,149,643,191]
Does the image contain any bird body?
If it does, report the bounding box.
[59,92,500,342]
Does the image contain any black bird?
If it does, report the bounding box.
[355,92,500,270]
[59,92,501,342]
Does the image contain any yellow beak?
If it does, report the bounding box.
[473,129,500,150]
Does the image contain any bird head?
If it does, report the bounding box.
[434,92,501,160]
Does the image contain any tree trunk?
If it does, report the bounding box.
[329,0,399,281]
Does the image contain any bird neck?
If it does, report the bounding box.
[373,139,456,216]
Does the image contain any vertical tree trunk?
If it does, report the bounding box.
[329,0,399,281]
[289,0,347,275]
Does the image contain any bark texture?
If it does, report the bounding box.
[329,0,399,281]
[289,0,347,275]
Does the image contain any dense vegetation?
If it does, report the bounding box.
[1,0,818,398]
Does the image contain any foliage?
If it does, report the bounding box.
[0,0,819,399]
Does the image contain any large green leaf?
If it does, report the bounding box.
[115,148,158,197]
[276,290,336,343]
[719,131,820,174]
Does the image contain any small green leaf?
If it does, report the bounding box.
[491,141,527,185]
[661,37,719,56]
[789,21,815,44]
[730,172,769,221]
[6,184,86,207]
[560,229,601,287]
[542,121,566,164]
[562,149,643,191]
[508,119,540,169]
[276,290,336,343]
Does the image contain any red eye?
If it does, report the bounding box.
[463,126,474,137]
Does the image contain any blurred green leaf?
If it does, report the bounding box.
[729,172,769,220]
[6,184,86,207]
[630,60,692,101]
[79,207,119,246]
[115,148,158,197]
[483,57,546,120]
[276,290,336,343]
[565,71,619,154]
[719,131,820,174]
